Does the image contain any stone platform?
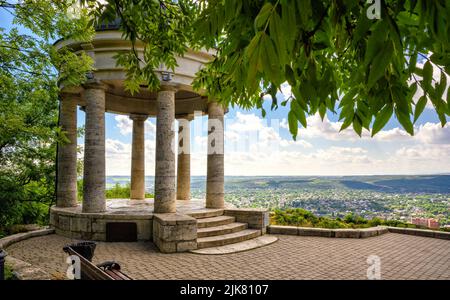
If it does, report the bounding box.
[50,199,269,253]
[51,198,230,241]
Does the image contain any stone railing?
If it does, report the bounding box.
[387,227,450,240]
[0,228,54,280]
[268,225,388,238]
[224,208,270,234]
[268,225,450,240]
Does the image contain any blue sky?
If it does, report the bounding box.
[2,9,450,176]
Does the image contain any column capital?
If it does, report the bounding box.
[59,93,80,105]
[83,79,108,91]
[207,101,226,116]
[129,113,149,122]
[159,83,178,92]
[176,113,194,121]
[60,85,84,95]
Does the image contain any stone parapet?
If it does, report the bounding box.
[152,213,197,253]
[268,225,389,239]
[387,227,450,240]
[50,206,152,241]
[0,228,54,249]
[224,208,270,234]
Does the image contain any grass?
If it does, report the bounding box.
[4,265,15,280]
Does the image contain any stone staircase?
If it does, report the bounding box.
[188,209,261,249]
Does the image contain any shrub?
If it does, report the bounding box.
[105,183,153,199]
[77,180,154,200]
[4,265,15,280]
[269,208,440,230]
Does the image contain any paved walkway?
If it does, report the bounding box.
[6,233,450,280]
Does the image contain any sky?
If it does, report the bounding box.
[2,8,450,176]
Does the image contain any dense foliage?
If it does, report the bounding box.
[87,0,450,140]
[77,180,154,200]
[270,208,449,230]
[0,1,93,236]
[106,183,153,199]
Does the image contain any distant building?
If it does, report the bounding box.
[411,217,440,229]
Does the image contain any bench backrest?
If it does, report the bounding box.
[65,247,115,280]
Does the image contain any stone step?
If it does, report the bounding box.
[197,222,248,238]
[187,209,224,219]
[191,235,278,255]
[197,216,235,228]
[197,229,261,249]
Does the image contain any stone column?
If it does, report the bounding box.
[154,85,177,213]
[130,114,148,200]
[176,115,192,200]
[56,93,78,207]
[82,81,107,213]
[206,101,225,209]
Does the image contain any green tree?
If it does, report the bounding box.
[87,0,450,139]
[0,0,93,234]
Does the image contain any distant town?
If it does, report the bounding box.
[106,175,450,229]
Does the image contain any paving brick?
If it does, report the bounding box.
[4,233,450,280]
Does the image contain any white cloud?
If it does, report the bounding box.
[99,111,450,176]
[280,82,292,98]
[298,114,370,141]
[415,122,450,144]
[114,115,157,138]
[115,115,132,135]
[224,112,312,153]
[375,127,411,141]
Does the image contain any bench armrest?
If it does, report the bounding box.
[96,261,121,271]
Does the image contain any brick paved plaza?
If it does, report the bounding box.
[6,233,449,280]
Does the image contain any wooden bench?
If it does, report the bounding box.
[63,246,132,280]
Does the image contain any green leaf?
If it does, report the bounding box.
[364,21,388,67]
[281,0,297,53]
[288,110,298,140]
[245,32,264,93]
[353,116,362,137]
[297,0,311,27]
[254,3,273,31]
[423,60,433,89]
[340,115,353,132]
[285,65,296,86]
[291,99,307,128]
[396,110,414,135]
[269,11,287,65]
[436,71,447,99]
[367,41,393,88]
[372,104,393,136]
[339,89,357,108]
[260,33,281,84]
[447,86,450,114]
[414,95,427,123]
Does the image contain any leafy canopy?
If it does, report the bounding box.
[88,1,449,139]
[0,0,93,230]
